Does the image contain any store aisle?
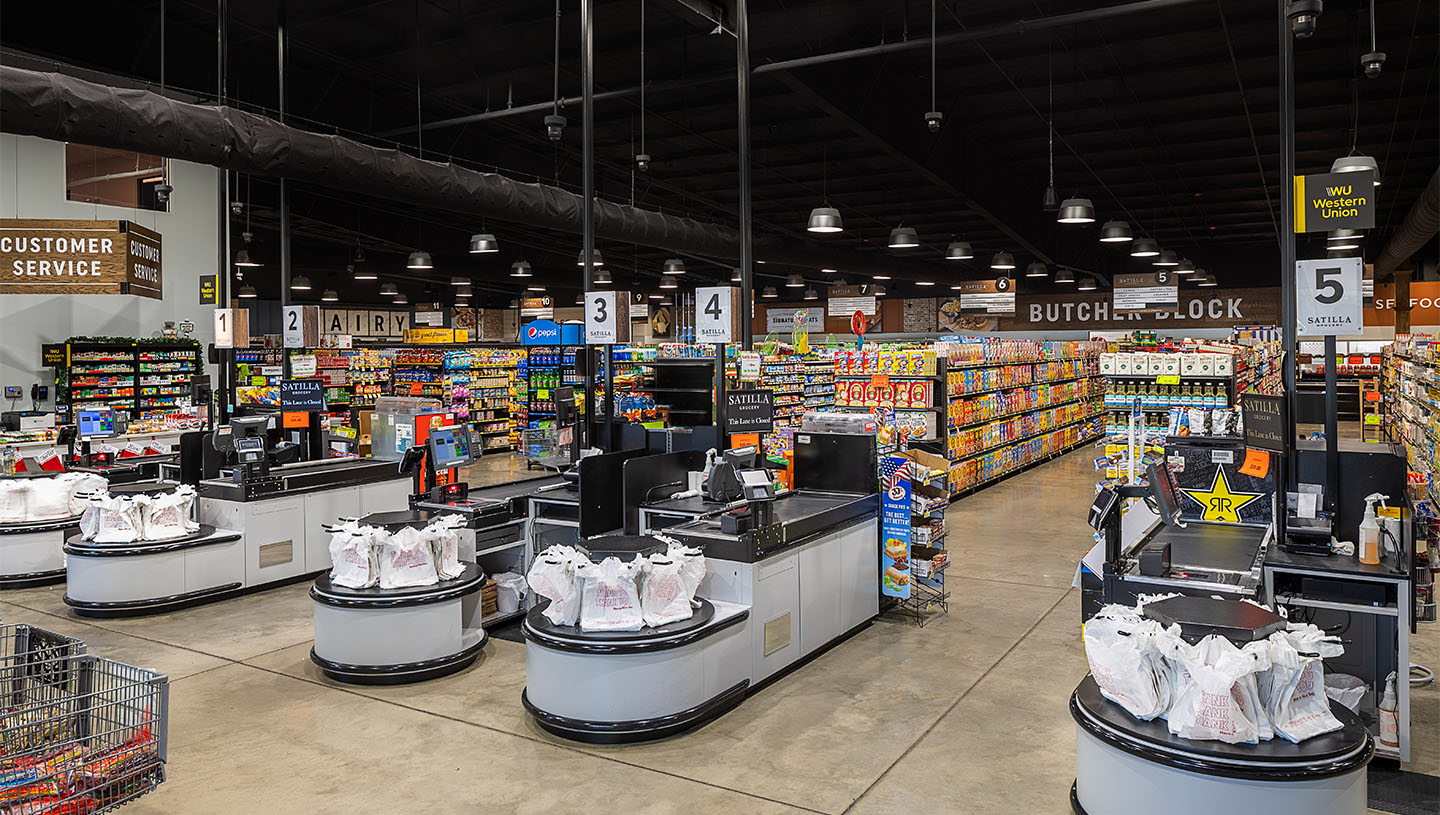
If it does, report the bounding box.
[0,448,1430,815]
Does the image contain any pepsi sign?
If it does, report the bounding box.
[522,319,562,345]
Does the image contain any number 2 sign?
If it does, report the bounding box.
[1296,257,1362,336]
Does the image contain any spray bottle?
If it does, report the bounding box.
[1378,671,1399,749]
[1358,493,1387,566]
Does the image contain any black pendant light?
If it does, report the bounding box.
[1076,275,1097,291]
[545,0,566,140]
[575,292,585,305]
[468,233,498,254]
[923,0,943,132]
[822,267,838,274]
[352,263,376,282]
[1197,270,1217,287]
[593,268,612,285]
[234,177,262,267]
[394,293,408,305]
[1026,261,1048,278]
[352,244,367,264]
[785,273,805,288]
[807,147,843,232]
[1153,249,1180,267]
[1099,220,1133,243]
[1327,228,1362,250]
[406,251,433,270]
[874,283,888,296]
[577,249,605,267]
[527,282,546,292]
[1130,238,1159,258]
[1041,46,1059,211]
[660,294,674,307]
[1176,258,1196,276]
[662,258,686,275]
[888,226,920,249]
[379,282,398,296]
[803,287,819,301]
[1057,198,1095,224]
[510,260,532,278]
[636,0,650,171]
[916,280,936,286]
[659,276,678,290]
[731,267,743,283]
[456,285,472,298]
[945,241,973,260]
[291,275,312,291]
[990,252,1016,270]
[450,274,471,286]
[238,284,258,298]
[761,286,778,298]
[1055,268,1076,284]
[321,289,339,302]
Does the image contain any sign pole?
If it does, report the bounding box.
[1278,0,1298,499]
[581,0,596,449]
[1323,334,1339,516]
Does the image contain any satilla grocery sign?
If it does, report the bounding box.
[0,219,162,299]
[1293,171,1376,233]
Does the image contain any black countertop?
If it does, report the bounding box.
[1266,544,1408,579]
[662,490,879,563]
[1147,522,1269,575]
[197,458,407,502]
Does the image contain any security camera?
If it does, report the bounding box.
[924,111,944,133]
[635,153,651,172]
[1286,0,1322,39]
[1361,51,1386,79]
[544,113,566,141]
[154,183,173,204]
[230,200,243,215]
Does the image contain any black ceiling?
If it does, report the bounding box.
[2,0,1436,307]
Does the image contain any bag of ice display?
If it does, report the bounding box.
[378,526,440,589]
[1261,625,1344,743]
[92,495,146,543]
[24,476,73,521]
[639,554,694,628]
[1162,634,1272,744]
[1082,605,1173,720]
[527,546,584,626]
[0,480,29,524]
[578,556,644,632]
[328,524,380,589]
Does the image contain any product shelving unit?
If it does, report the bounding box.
[519,346,585,432]
[888,454,951,627]
[58,340,201,424]
[1382,338,1439,624]
[635,357,718,427]
[234,348,285,407]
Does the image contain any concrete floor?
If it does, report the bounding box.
[0,449,1433,814]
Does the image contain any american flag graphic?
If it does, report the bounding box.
[881,454,909,491]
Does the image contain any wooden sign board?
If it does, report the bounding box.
[1113,272,1179,314]
[0,219,162,299]
[283,305,321,348]
[213,308,250,349]
[943,278,1016,317]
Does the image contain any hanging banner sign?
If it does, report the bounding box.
[880,454,912,599]
[695,286,740,344]
[827,285,879,317]
[283,305,321,348]
[724,389,774,434]
[1296,257,1363,336]
[942,278,1016,319]
[520,296,554,318]
[766,307,824,332]
[1113,271,1179,313]
[585,290,631,344]
[1240,393,1287,453]
[1293,171,1375,233]
[0,219,162,299]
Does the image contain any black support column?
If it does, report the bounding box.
[581,0,596,448]
[1278,0,1297,491]
[736,0,753,351]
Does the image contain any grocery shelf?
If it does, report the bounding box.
[949,414,1103,464]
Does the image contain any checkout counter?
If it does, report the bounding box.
[521,431,880,743]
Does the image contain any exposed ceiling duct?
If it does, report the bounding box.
[1375,167,1439,278]
[0,65,930,281]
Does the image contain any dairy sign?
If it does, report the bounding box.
[0,219,162,299]
[997,288,1279,331]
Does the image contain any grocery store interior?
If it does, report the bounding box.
[0,1,1436,813]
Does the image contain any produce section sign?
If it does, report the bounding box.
[0,219,162,299]
[880,454,912,599]
[1113,272,1178,313]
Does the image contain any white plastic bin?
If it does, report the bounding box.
[493,572,526,614]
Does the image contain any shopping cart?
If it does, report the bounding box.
[523,425,577,471]
[0,624,168,813]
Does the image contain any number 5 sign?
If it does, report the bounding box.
[585,290,630,344]
[696,286,742,344]
[1296,257,1362,336]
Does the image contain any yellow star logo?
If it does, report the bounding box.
[1179,466,1265,524]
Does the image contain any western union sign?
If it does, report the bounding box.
[1293,170,1376,233]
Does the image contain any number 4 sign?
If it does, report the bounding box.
[696,286,741,344]
[585,290,630,344]
[1296,257,1362,336]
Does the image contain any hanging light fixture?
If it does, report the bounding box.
[1327,228,1363,249]
[1153,249,1180,267]
[1098,220,1133,243]
[1055,268,1076,284]
[1076,275,1097,291]
[593,268,612,285]
[575,292,585,305]
[509,298,520,308]
[821,267,838,274]
[456,285,472,298]
[234,177,262,266]
[990,252,1016,270]
[1197,270,1217,287]
[1330,154,1380,186]
[1130,238,1159,257]
[468,233,499,254]
[291,275,312,291]
[1026,261,1048,278]
[351,263,376,281]
[450,274,471,287]
[1176,258,1196,275]
[379,282,399,296]
[352,244,367,264]
[545,0,566,140]
[659,276,678,290]
[731,267,743,282]
[636,0,651,171]
[913,280,933,286]
[1041,44,1059,211]
[807,206,843,233]
[1057,198,1096,224]
[761,286,778,298]
[803,287,819,301]
[510,260,532,277]
[888,227,920,248]
[873,273,892,280]
[662,258,686,275]
[238,284,258,298]
[321,289,339,302]
[527,282,547,292]
[394,293,409,304]
[234,245,261,268]
[406,251,433,270]
[576,249,605,267]
[874,283,888,296]
[660,294,674,307]
[785,273,805,288]
[945,241,973,260]
[648,293,663,300]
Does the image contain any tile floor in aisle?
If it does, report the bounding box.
[0,450,1433,814]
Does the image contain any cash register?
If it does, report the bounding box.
[208,415,300,498]
[407,425,512,527]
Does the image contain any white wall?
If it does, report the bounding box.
[0,135,219,405]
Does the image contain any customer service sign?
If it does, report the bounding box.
[0,219,162,299]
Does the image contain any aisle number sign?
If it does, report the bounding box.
[584,290,630,344]
[948,278,1015,316]
[213,308,249,349]
[696,286,741,344]
[283,305,320,348]
[1296,257,1363,336]
[1293,171,1375,233]
[1113,271,1178,313]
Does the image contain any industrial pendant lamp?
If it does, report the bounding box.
[1076,275,1097,291]
[394,293,409,304]
[873,273,892,280]
[822,267,838,274]
[575,292,585,305]
[916,280,936,286]
[945,241,973,260]
[510,260,532,278]
[577,249,605,267]
[761,286,778,299]
[659,276,678,290]
[527,282,546,292]
[468,233,499,254]
[660,294,674,307]
[1153,249,1180,267]
[1041,47,1059,211]
[406,251,433,270]
[636,0,651,171]
[545,0,566,140]
[990,252,1016,270]
[874,283,888,296]
[1330,155,1381,186]
[888,226,920,249]
[379,282,399,296]
[923,0,943,131]
[1176,258,1196,275]
[291,275,312,291]
[351,264,376,281]
[1197,270,1217,287]
[1055,268,1075,284]
[1099,220,1133,243]
[785,273,805,288]
[803,287,819,301]
[450,274,471,287]
[1057,198,1095,224]
[1327,228,1363,249]
[593,268,612,285]
[806,147,843,232]
[238,284,258,298]
[456,285,472,298]
[352,244,367,264]
[662,258,686,275]
[731,267,743,282]
[648,293,663,299]
[1130,238,1159,257]
[1026,261,1048,278]
[321,289,339,302]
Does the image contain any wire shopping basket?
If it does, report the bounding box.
[0,625,168,814]
[523,425,576,471]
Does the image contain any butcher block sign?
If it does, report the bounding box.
[0,219,162,299]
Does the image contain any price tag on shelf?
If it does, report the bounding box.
[1156,375,1180,385]
[1364,414,1382,425]
[871,374,889,387]
[1239,448,1270,479]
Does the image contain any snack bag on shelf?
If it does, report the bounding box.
[527,545,584,626]
[638,553,694,627]
[328,523,381,589]
[578,556,644,632]
[378,526,440,589]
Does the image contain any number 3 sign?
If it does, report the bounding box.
[1296,257,1362,336]
[585,290,630,344]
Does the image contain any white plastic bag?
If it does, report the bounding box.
[578,556,644,632]
[140,488,195,540]
[1262,625,1344,743]
[328,523,380,589]
[526,546,583,626]
[639,553,694,628]
[423,515,466,580]
[91,495,146,543]
[24,477,71,521]
[1324,673,1367,713]
[64,473,107,517]
[378,526,439,589]
[0,481,29,524]
[1163,634,1272,744]
[666,541,706,602]
[1083,605,1174,720]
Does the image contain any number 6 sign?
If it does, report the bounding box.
[1296,257,1362,336]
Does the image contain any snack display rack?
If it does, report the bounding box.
[57,340,201,426]
[233,348,285,407]
[887,453,951,627]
